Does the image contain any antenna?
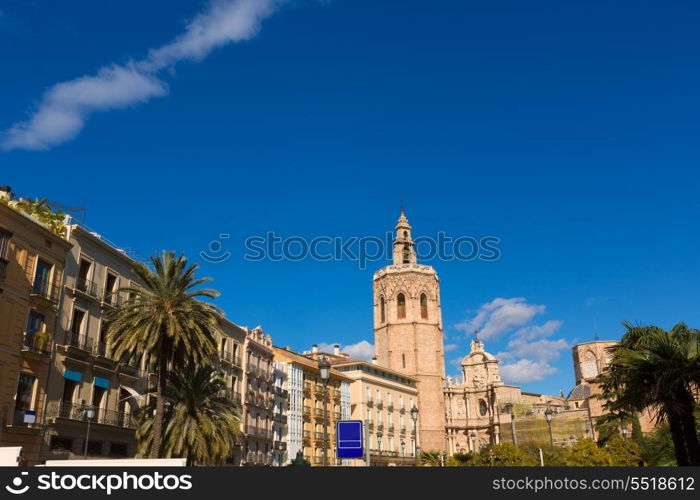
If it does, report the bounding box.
[47,200,87,223]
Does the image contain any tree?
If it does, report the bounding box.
[597,322,700,465]
[106,251,221,458]
[419,450,442,466]
[136,365,240,465]
[564,438,612,466]
[606,435,644,466]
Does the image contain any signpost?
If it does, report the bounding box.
[336,420,364,462]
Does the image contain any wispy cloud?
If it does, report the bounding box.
[1,0,283,151]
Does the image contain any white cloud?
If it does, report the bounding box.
[455,297,545,340]
[2,0,283,151]
[317,340,375,362]
[500,359,557,384]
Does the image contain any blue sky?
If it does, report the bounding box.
[2,0,700,396]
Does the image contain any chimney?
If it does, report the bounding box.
[371,356,378,365]
[311,344,318,354]
[333,344,340,356]
[0,186,12,201]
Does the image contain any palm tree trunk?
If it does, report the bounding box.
[678,398,700,465]
[668,412,690,466]
[150,353,168,458]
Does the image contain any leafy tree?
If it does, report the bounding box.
[606,435,644,466]
[597,322,700,465]
[107,251,221,458]
[135,365,240,465]
[419,450,443,466]
[563,438,612,466]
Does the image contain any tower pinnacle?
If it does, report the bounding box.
[392,209,417,265]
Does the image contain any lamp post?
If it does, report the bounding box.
[401,440,406,461]
[621,426,628,439]
[318,356,331,467]
[469,431,476,453]
[410,405,419,466]
[544,408,554,450]
[82,405,96,459]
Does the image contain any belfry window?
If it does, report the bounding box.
[380,296,386,323]
[420,293,428,319]
[397,293,406,319]
[402,245,410,264]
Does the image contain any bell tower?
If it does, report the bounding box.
[373,209,446,452]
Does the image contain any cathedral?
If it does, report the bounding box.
[373,210,566,454]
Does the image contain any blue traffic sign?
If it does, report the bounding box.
[336,420,364,459]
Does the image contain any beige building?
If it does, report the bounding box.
[241,326,277,465]
[274,346,351,466]
[373,210,447,452]
[328,349,419,466]
[0,192,72,465]
[42,223,151,461]
[216,317,246,464]
[445,337,568,453]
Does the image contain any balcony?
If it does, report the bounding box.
[274,440,287,451]
[11,408,42,429]
[48,402,137,429]
[399,406,406,414]
[73,276,100,300]
[64,332,94,353]
[332,411,342,421]
[303,405,311,417]
[376,400,383,410]
[101,291,123,309]
[302,381,313,394]
[21,331,51,355]
[387,404,394,412]
[400,425,407,435]
[366,397,374,407]
[314,431,326,441]
[273,413,287,424]
[30,278,60,304]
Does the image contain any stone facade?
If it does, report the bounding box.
[373,210,446,452]
[0,198,72,465]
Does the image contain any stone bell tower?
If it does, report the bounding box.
[373,209,446,452]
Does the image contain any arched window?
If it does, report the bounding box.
[403,230,408,239]
[402,246,410,264]
[397,293,406,319]
[380,296,386,323]
[478,399,488,417]
[420,293,428,319]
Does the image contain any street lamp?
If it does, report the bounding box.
[544,407,554,450]
[401,440,406,460]
[410,405,419,466]
[82,405,96,459]
[469,431,477,453]
[318,356,331,467]
[621,426,628,439]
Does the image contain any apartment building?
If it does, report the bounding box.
[216,317,246,464]
[241,326,277,466]
[0,195,72,465]
[270,360,288,466]
[327,348,419,466]
[42,223,151,461]
[274,345,351,466]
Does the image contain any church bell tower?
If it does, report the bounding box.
[373,209,446,452]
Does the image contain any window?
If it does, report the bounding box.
[420,293,428,319]
[14,373,36,413]
[0,228,12,280]
[397,293,406,319]
[104,273,118,305]
[86,441,103,456]
[69,309,86,343]
[479,399,488,417]
[402,353,406,369]
[32,258,53,296]
[379,296,386,323]
[25,311,45,350]
[77,258,94,294]
[402,246,410,264]
[62,380,77,404]
[109,443,128,457]
[92,386,106,409]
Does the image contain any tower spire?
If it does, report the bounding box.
[392,209,416,265]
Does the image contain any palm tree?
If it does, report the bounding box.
[135,365,241,465]
[106,251,221,458]
[597,322,700,465]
